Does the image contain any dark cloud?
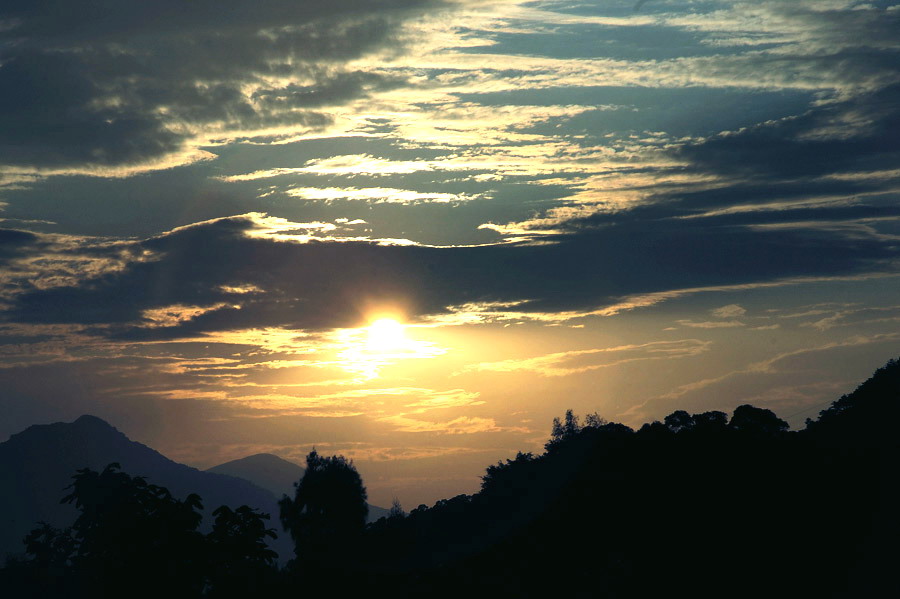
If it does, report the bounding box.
[675,81,900,180]
[0,229,38,261]
[252,71,410,110]
[0,50,187,168]
[3,211,897,337]
[1,1,898,336]
[0,0,440,171]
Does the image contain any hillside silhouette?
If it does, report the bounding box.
[2,357,898,598]
[357,359,900,598]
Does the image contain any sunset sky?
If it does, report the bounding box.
[2,0,899,508]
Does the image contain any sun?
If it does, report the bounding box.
[366,318,407,352]
[332,315,445,379]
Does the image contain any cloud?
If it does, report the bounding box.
[675,84,900,181]
[140,303,235,329]
[621,332,900,423]
[0,0,442,174]
[621,330,900,422]
[458,340,710,377]
[2,209,898,338]
[218,154,456,180]
[377,414,503,434]
[149,385,479,418]
[798,304,900,332]
[0,228,39,262]
[675,320,745,329]
[2,2,900,337]
[286,186,481,203]
[711,304,746,318]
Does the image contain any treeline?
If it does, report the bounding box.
[3,359,899,598]
[1,464,278,598]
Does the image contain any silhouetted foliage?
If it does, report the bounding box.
[388,498,406,520]
[205,506,278,598]
[806,357,900,443]
[546,408,581,450]
[664,409,694,433]
[1,463,280,599]
[22,523,76,570]
[60,463,207,596]
[356,358,900,598]
[728,404,789,435]
[278,449,368,576]
[0,523,78,597]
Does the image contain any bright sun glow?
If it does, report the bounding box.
[367,318,407,352]
[334,316,446,379]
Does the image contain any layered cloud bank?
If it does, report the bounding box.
[2,210,897,337]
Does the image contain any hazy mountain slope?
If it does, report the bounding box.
[207,453,305,499]
[207,452,391,522]
[0,415,284,560]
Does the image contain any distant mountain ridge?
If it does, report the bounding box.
[0,416,391,562]
[207,453,306,498]
[207,453,391,522]
[0,415,287,561]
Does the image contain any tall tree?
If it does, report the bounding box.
[278,450,368,567]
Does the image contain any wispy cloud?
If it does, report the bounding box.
[377,414,505,434]
[286,187,481,203]
[458,340,710,377]
[621,330,900,423]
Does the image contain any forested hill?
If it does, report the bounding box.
[360,358,900,598]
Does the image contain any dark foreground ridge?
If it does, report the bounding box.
[2,357,899,598]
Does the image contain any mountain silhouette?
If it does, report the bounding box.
[207,452,391,522]
[0,415,289,561]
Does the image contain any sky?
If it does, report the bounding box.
[1,0,899,508]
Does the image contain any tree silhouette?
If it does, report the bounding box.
[728,404,789,435]
[546,409,582,450]
[388,498,406,520]
[278,449,368,570]
[664,409,694,433]
[205,505,278,598]
[21,523,76,570]
[3,463,282,598]
[0,523,78,597]
[61,463,207,596]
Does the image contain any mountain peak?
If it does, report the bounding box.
[73,414,116,429]
[6,414,124,448]
[216,453,302,469]
[207,453,305,499]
